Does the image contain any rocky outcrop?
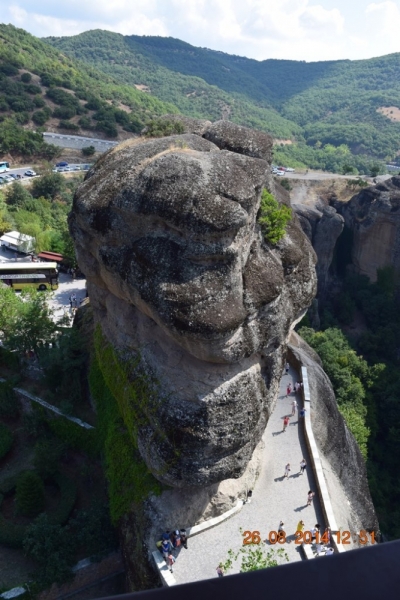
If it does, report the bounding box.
[334,177,400,282]
[70,121,317,489]
[293,203,344,300]
[288,332,378,536]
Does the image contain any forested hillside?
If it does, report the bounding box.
[47,30,400,173]
[0,25,177,158]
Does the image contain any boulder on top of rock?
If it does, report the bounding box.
[203,120,273,162]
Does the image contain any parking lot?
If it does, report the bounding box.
[0,247,86,324]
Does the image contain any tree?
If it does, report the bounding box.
[31,173,65,200]
[23,514,75,588]
[5,181,32,208]
[222,543,289,574]
[370,164,381,177]
[258,189,292,244]
[16,470,45,517]
[0,287,57,354]
[82,145,95,156]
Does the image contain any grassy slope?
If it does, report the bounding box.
[0,24,178,146]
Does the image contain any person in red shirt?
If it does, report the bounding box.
[283,415,290,431]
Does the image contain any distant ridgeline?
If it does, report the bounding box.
[0,24,176,157]
[46,30,400,174]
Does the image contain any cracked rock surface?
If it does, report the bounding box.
[70,121,317,487]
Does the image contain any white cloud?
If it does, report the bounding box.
[3,0,400,61]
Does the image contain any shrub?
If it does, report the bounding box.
[58,120,79,131]
[144,118,184,138]
[0,381,19,418]
[23,513,75,588]
[82,145,96,156]
[34,439,65,478]
[20,72,32,83]
[0,422,13,459]
[16,470,45,517]
[32,110,50,126]
[258,189,292,244]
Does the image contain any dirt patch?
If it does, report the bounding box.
[134,84,150,93]
[377,106,400,122]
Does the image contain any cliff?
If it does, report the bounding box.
[69,120,317,489]
[334,176,400,282]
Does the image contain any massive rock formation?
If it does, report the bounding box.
[293,203,344,300]
[334,176,400,282]
[70,121,317,489]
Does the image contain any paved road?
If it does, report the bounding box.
[276,171,392,182]
[43,132,118,152]
[172,365,324,585]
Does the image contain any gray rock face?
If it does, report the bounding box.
[293,203,344,300]
[70,123,317,488]
[288,332,378,535]
[334,177,400,282]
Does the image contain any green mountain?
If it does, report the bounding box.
[0,24,177,158]
[46,30,400,173]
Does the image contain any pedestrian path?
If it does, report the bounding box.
[172,365,325,584]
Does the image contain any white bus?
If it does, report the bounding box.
[0,262,59,291]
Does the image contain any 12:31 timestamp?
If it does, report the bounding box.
[242,530,376,545]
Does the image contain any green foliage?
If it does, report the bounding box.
[0,422,14,459]
[0,287,57,354]
[0,381,19,418]
[258,189,292,244]
[222,543,289,574]
[298,327,372,459]
[41,328,86,409]
[16,470,45,517]
[33,439,65,478]
[144,118,184,137]
[31,172,65,200]
[23,514,75,588]
[82,145,96,156]
[48,417,99,457]
[89,347,162,524]
[0,24,178,160]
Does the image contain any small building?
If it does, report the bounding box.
[0,230,35,254]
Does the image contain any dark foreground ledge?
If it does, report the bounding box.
[97,539,400,600]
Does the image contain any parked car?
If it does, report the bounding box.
[56,161,68,167]
[285,167,295,172]
[275,170,285,176]
[24,169,36,177]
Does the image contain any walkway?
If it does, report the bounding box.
[172,365,324,584]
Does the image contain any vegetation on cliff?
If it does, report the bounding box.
[258,190,292,245]
[300,267,400,538]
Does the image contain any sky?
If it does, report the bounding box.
[2,0,400,62]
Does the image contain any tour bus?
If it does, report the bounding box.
[0,262,59,291]
[0,161,10,173]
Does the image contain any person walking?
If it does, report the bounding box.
[161,538,171,563]
[167,553,175,573]
[311,524,320,541]
[296,520,305,534]
[285,362,290,375]
[291,400,297,416]
[283,416,290,431]
[284,463,291,478]
[299,458,307,474]
[286,383,292,397]
[180,528,188,549]
[307,490,315,506]
[216,564,224,577]
[299,407,306,418]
